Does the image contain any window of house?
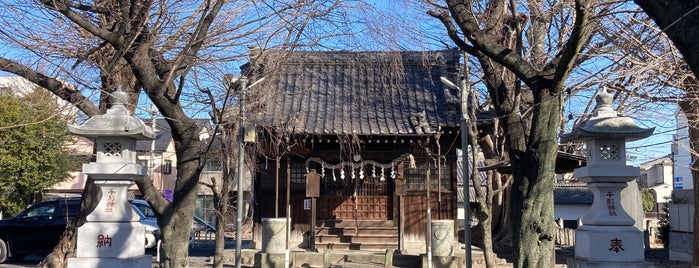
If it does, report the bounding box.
[195,195,216,225]
[137,159,149,169]
[162,160,172,174]
[203,159,222,171]
[638,173,648,188]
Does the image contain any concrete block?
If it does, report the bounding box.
[574,225,644,262]
[420,255,462,268]
[67,255,151,268]
[254,252,288,268]
[76,222,145,258]
[567,257,654,268]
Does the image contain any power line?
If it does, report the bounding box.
[566,3,699,92]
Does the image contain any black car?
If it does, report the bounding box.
[0,198,160,263]
[0,197,81,263]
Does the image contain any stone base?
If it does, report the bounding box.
[668,249,693,262]
[420,254,462,268]
[668,231,693,262]
[567,257,654,268]
[67,255,151,268]
[575,225,644,262]
[76,222,145,258]
[254,252,289,268]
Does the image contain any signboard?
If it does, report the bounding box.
[305,170,321,197]
[395,177,406,196]
[304,199,311,210]
[674,176,684,190]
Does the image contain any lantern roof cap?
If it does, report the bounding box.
[68,87,155,140]
[560,87,653,143]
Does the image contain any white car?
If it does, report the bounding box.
[129,199,161,249]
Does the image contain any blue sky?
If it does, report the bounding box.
[0,0,679,166]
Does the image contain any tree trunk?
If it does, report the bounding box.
[37,178,101,268]
[493,183,514,254]
[161,165,200,267]
[678,99,699,266]
[634,1,699,265]
[213,154,232,268]
[137,136,202,268]
[474,201,498,267]
[509,86,560,268]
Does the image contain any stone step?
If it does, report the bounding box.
[314,220,399,253]
[313,242,399,251]
[319,220,396,228]
[315,226,397,236]
[315,235,399,244]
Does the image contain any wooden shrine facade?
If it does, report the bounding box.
[252,134,462,240]
[241,48,487,249]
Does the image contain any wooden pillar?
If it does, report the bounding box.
[396,162,406,252]
[306,169,321,251]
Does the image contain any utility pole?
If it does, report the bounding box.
[440,74,471,268]
[235,77,248,268]
[231,75,265,268]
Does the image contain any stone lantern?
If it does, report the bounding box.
[67,88,155,268]
[561,88,654,267]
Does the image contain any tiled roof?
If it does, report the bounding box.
[553,186,593,204]
[249,49,464,136]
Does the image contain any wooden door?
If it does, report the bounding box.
[318,166,393,220]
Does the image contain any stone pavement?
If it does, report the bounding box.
[2,243,689,267]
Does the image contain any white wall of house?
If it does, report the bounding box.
[0,76,79,120]
[639,156,674,204]
[668,203,694,262]
[673,111,694,190]
[554,204,590,222]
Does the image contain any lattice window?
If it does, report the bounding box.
[405,159,453,191]
[599,144,619,160]
[104,142,122,157]
[290,161,306,184]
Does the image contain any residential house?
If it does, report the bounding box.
[553,182,593,229]
[672,111,694,190]
[639,155,673,206]
[134,119,225,224]
[1,76,225,224]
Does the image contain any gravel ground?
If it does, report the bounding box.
[1,243,690,268]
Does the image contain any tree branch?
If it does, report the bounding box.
[550,0,592,92]
[445,0,540,86]
[40,0,118,44]
[426,10,475,53]
[0,57,100,116]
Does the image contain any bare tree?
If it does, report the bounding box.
[612,1,699,266]
[428,1,594,267]
[0,1,373,267]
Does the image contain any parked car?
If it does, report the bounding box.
[0,197,160,263]
[130,199,161,249]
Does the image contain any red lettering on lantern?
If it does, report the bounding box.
[96,234,113,248]
[106,189,116,213]
[609,238,624,253]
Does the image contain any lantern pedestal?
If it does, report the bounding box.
[560,88,655,268]
[68,180,150,268]
[66,88,155,268]
[581,182,634,226]
[574,225,643,262]
[87,180,140,222]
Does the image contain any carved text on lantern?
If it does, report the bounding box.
[106,189,116,213]
[606,191,616,216]
[609,238,624,253]
[96,234,112,248]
